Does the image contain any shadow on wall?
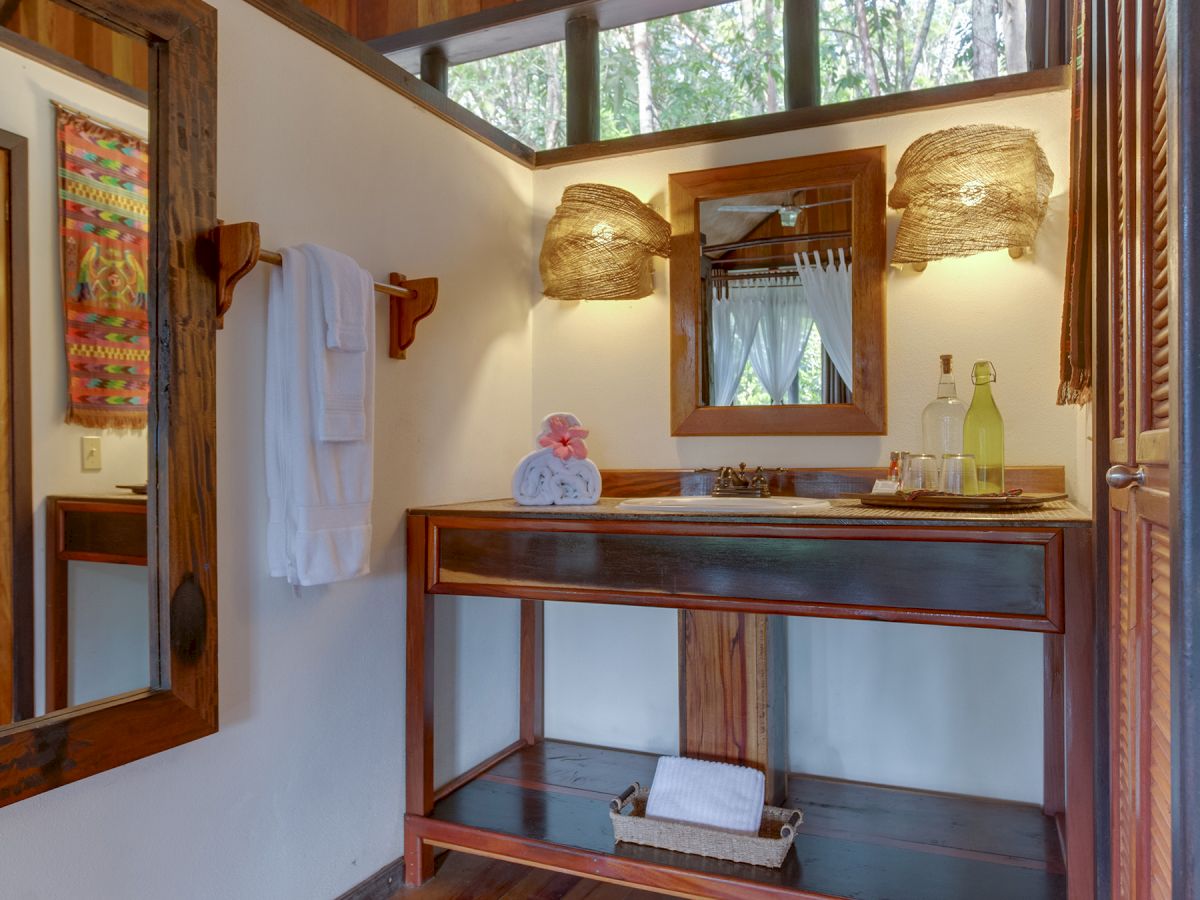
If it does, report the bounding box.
[788,616,1044,802]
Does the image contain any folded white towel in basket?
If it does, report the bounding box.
[645,756,765,835]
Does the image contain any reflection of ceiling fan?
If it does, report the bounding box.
[716,196,851,227]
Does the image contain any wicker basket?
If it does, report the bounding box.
[609,783,802,868]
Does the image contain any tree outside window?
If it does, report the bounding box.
[448,2,1033,150]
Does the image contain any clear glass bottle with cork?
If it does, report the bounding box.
[921,354,967,469]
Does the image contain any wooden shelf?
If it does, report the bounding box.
[414,739,1066,900]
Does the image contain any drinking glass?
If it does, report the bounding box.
[903,454,939,490]
[941,454,980,495]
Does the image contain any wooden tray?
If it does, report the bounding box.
[842,492,1068,512]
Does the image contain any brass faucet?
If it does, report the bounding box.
[697,462,775,498]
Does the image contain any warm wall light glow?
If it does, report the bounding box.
[959,179,987,207]
[888,124,1053,266]
[540,183,671,300]
[591,221,616,245]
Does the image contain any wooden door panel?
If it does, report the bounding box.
[1106,0,1173,895]
[1146,524,1171,900]
[1112,510,1136,899]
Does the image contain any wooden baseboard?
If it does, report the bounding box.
[335,855,406,900]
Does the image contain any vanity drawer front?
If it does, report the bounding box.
[433,524,1062,628]
[54,500,148,564]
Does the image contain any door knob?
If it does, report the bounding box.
[1106,465,1146,489]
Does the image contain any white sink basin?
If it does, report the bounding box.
[616,496,832,514]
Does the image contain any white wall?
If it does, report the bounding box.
[0,2,531,897]
[67,562,150,705]
[532,90,1086,803]
[0,45,151,715]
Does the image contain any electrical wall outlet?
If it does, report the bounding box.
[81,435,102,471]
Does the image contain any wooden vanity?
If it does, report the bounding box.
[404,476,1094,900]
[44,494,147,713]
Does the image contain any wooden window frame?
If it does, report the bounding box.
[0,128,32,725]
[0,0,218,809]
[243,0,1071,168]
[668,147,887,436]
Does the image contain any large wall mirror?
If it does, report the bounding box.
[0,0,216,808]
[669,148,887,435]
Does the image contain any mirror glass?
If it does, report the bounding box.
[1,1,152,723]
[699,183,853,407]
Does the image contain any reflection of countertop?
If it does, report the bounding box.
[410,496,1092,528]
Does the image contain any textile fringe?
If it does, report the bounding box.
[1058,380,1093,408]
[66,409,147,431]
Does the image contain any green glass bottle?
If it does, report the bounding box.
[963,360,1005,494]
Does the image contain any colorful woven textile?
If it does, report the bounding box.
[56,104,150,430]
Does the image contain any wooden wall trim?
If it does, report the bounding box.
[0,127,32,723]
[239,0,537,167]
[0,25,148,106]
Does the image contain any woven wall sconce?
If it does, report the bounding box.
[540,183,671,300]
[888,124,1053,270]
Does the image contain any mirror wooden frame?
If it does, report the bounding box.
[669,148,888,436]
[0,0,217,808]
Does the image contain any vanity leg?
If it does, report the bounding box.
[679,611,788,804]
[1044,633,1066,818]
[520,599,544,746]
[45,499,69,712]
[403,825,434,886]
[1063,528,1096,900]
[405,515,436,886]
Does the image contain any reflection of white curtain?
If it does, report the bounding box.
[795,249,853,391]
[748,278,815,404]
[709,285,763,406]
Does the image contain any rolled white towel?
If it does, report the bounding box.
[512,448,601,506]
[645,756,765,835]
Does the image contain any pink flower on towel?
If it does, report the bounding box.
[539,415,590,460]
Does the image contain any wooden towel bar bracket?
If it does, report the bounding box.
[208,221,439,360]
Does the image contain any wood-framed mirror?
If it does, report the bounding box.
[669,147,887,435]
[0,0,217,808]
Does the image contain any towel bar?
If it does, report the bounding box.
[208,221,438,359]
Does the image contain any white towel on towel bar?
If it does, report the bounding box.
[645,756,765,835]
[266,245,374,587]
[299,244,373,442]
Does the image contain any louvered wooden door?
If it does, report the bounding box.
[1105,0,1174,896]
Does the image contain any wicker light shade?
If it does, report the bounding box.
[540,183,671,300]
[888,124,1053,264]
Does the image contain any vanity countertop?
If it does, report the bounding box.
[410,497,1092,528]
